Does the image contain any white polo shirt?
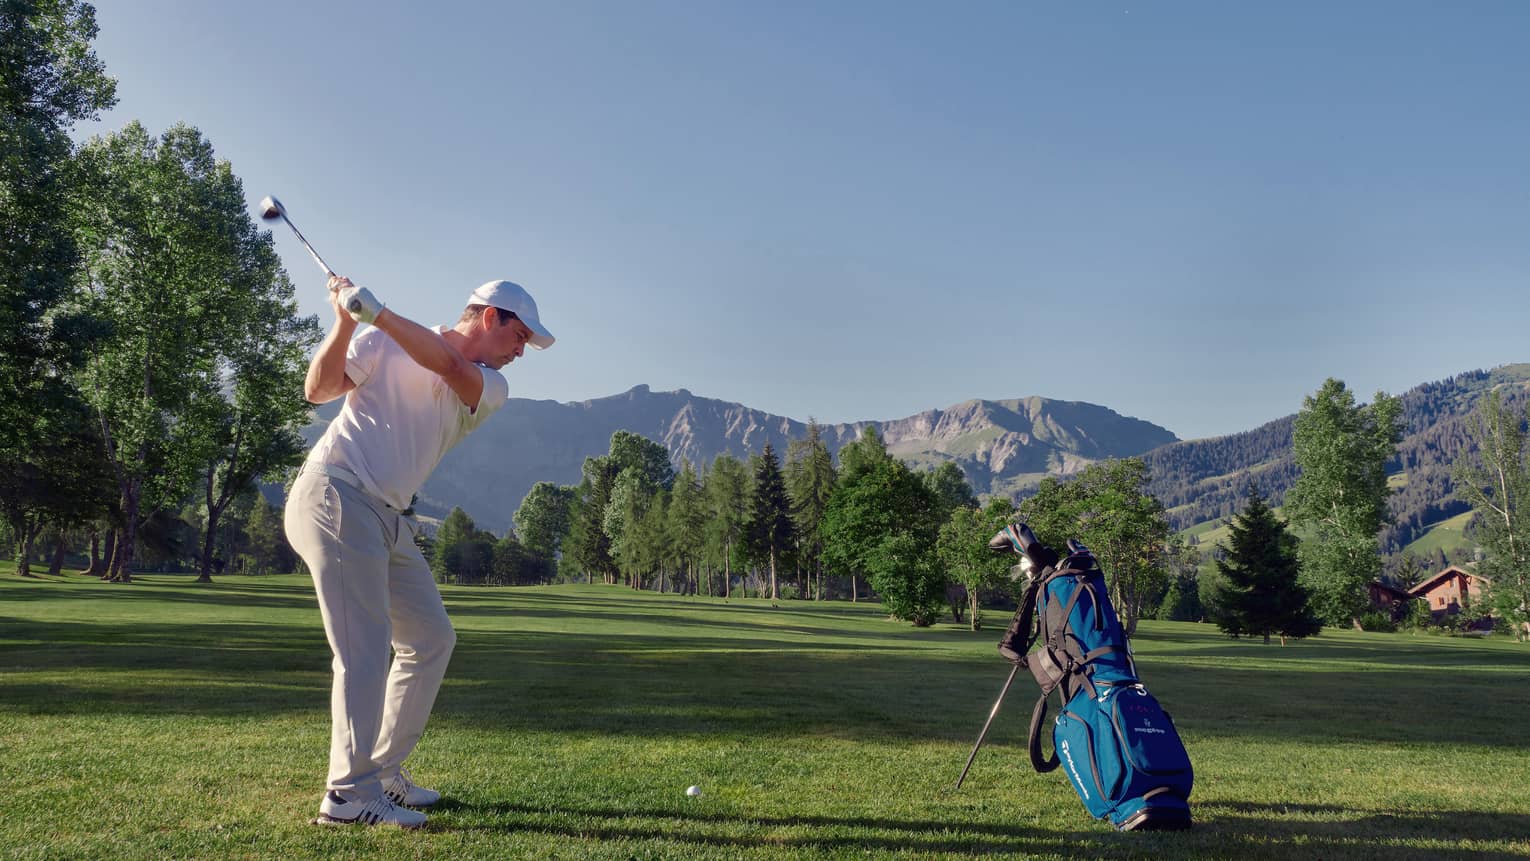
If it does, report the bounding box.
[306,325,510,510]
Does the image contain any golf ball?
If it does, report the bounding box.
[685,785,702,797]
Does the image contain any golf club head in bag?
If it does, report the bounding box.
[988,522,1059,571]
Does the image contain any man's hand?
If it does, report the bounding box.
[328,275,385,325]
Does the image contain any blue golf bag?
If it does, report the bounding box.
[989,523,1193,831]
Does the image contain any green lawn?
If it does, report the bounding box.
[3,567,1529,860]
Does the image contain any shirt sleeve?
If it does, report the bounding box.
[344,327,386,386]
[462,366,510,429]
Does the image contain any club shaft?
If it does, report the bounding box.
[954,663,1021,790]
[279,213,334,277]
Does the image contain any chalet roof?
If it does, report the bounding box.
[1368,581,1412,601]
[1408,565,1488,597]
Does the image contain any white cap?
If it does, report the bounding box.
[467,280,555,349]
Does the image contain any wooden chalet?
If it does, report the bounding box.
[1408,566,1489,619]
[1366,580,1415,621]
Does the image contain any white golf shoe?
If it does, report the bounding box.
[383,767,442,808]
[315,790,427,829]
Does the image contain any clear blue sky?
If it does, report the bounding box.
[83,1,1530,440]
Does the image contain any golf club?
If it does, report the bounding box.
[259,195,335,278]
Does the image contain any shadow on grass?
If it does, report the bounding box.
[4,584,1530,752]
[430,799,1528,860]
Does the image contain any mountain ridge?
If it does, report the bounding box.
[308,385,1178,530]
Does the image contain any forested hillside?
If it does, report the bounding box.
[1144,365,1530,561]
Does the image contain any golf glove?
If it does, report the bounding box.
[339,285,384,324]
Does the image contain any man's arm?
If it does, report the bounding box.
[370,308,486,409]
[304,282,359,404]
[327,275,486,409]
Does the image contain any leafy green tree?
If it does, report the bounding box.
[1285,379,1403,626]
[1155,537,1204,622]
[0,1,116,575]
[431,507,478,583]
[1453,391,1530,641]
[513,481,576,558]
[73,122,266,581]
[936,497,1016,630]
[704,453,750,598]
[632,489,672,591]
[185,203,318,582]
[0,381,114,576]
[746,443,795,600]
[608,430,674,491]
[667,461,706,594]
[837,425,891,483]
[865,532,945,626]
[1212,491,1321,644]
[821,455,939,613]
[786,420,837,600]
[490,533,551,585]
[244,494,293,575]
[604,466,652,588]
[1017,458,1171,635]
[924,462,978,523]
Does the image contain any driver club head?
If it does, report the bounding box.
[258,195,285,221]
[256,193,336,278]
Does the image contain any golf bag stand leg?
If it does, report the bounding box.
[954,662,1021,790]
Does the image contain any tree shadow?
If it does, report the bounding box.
[424,798,1528,859]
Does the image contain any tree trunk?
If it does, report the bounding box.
[47,534,67,575]
[723,539,731,599]
[852,574,858,603]
[94,530,117,578]
[197,506,220,583]
[769,546,778,601]
[969,589,981,632]
[81,530,102,576]
[17,518,39,578]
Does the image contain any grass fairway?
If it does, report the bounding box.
[3,570,1530,860]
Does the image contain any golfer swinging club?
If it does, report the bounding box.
[284,274,553,828]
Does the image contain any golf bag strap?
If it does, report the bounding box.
[1083,644,1124,663]
[1008,580,1043,663]
[1028,693,1060,773]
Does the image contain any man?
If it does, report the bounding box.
[285,274,554,828]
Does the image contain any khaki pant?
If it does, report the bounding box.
[284,466,456,801]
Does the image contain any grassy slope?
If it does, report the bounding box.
[2,568,1528,860]
[1403,510,1476,559]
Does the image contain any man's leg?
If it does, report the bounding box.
[284,473,394,801]
[372,522,456,782]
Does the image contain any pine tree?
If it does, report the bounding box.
[747,443,794,601]
[786,421,837,599]
[1213,492,1321,644]
[705,454,750,598]
[567,457,616,583]
[667,461,706,594]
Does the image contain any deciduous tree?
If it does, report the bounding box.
[1453,391,1530,640]
[1286,379,1402,626]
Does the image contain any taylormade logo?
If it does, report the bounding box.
[1059,740,1089,800]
